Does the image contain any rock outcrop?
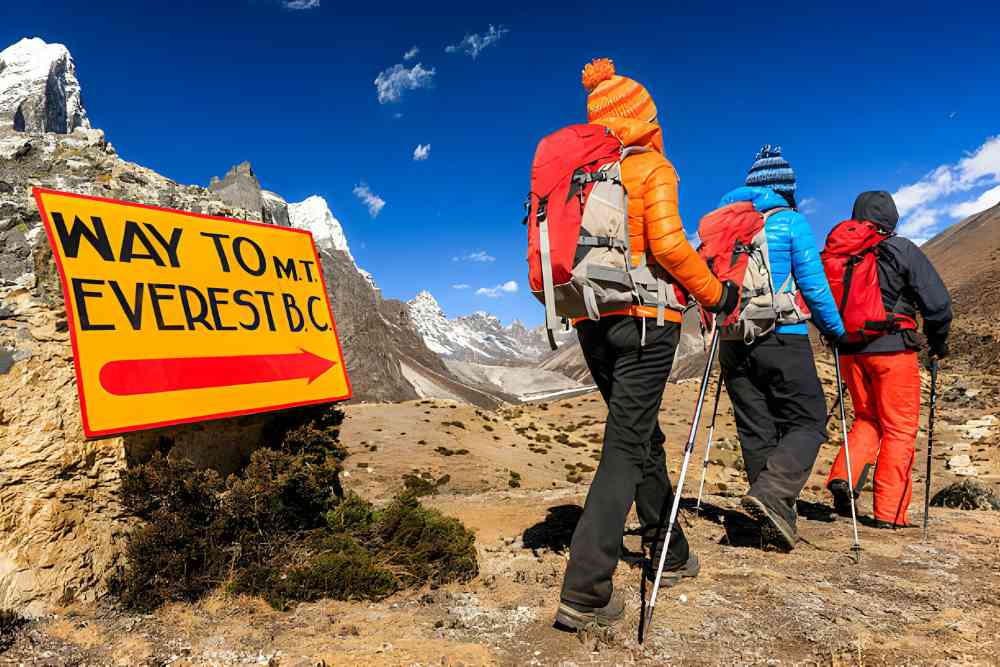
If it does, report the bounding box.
[0,124,289,615]
[208,160,264,212]
[0,38,90,134]
[261,189,291,227]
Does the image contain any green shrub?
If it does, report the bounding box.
[434,446,469,456]
[377,494,478,587]
[110,407,477,612]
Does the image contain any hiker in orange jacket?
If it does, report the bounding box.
[556,58,738,630]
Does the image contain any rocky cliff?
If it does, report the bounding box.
[0,124,290,615]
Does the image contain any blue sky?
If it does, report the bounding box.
[3,1,999,326]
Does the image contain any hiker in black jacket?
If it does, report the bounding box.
[826,191,953,527]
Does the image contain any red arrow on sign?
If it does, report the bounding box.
[99,349,337,396]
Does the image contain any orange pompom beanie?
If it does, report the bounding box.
[582,58,657,124]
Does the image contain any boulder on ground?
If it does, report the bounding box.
[930,479,1000,511]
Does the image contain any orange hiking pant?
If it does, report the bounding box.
[826,351,921,525]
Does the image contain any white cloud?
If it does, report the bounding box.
[452,283,471,290]
[453,250,495,263]
[897,208,941,241]
[893,166,957,217]
[352,183,386,218]
[685,229,701,248]
[949,184,1000,219]
[374,63,435,104]
[798,197,818,214]
[404,46,419,61]
[281,0,319,8]
[413,143,431,161]
[476,280,518,298]
[893,135,1000,216]
[891,135,1000,243]
[445,24,509,58]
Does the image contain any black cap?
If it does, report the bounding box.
[852,191,899,232]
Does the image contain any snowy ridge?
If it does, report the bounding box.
[0,37,89,132]
[287,195,376,288]
[407,290,566,364]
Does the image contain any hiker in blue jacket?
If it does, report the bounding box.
[718,145,846,551]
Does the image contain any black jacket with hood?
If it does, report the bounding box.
[846,191,953,356]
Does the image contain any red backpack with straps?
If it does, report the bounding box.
[697,202,810,343]
[526,124,683,348]
[821,219,916,343]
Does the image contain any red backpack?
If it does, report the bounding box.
[697,202,810,343]
[821,219,916,343]
[526,124,683,348]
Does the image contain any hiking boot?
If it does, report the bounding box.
[645,551,700,585]
[741,495,796,552]
[554,591,625,630]
[829,479,855,518]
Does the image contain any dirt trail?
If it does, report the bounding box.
[3,356,999,666]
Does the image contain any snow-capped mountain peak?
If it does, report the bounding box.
[406,291,566,364]
[287,195,377,290]
[288,195,353,260]
[0,37,90,133]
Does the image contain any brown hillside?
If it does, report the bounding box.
[921,201,1000,291]
[921,202,1000,372]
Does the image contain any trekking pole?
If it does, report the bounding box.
[695,375,724,512]
[643,331,720,641]
[824,388,842,426]
[833,348,862,562]
[922,359,939,542]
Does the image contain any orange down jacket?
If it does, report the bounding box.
[595,117,722,321]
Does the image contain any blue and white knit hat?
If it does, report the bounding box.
[745,144,796,195]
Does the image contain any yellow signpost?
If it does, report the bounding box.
[33,188,352,438]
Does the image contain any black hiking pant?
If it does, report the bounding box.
[720,333,828,530]
[560,316,689,609]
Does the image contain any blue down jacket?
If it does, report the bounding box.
[719,187,845,337]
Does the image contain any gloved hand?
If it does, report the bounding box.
[824,333,851,349]
[929,338,949,360]
[705,280,739,315]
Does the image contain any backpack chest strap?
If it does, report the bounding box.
[578,235,627,249]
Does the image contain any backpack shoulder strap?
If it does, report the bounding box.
[761,206,790,221]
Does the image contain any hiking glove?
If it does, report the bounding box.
[929,338,949,359]
[825,333,852,349]
[706,280,739,315]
